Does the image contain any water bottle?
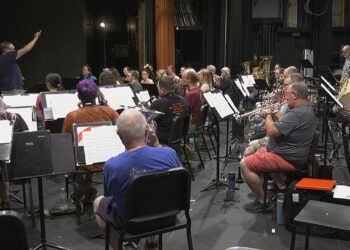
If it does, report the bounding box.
[277,194,285,225]
[58,187,68,211]
[226,172,235,201]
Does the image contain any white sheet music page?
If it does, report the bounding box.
[247,75,256,86]
[100,87,136,110]
[0,120,13,144]
[6,107,37,131]
[83,125,124,165]
[2,94,38,107]
[203,92,215,108]
[211,93,234,118]
[224,94,239,113]
[234,79,248,97]
[333,185,350,200]
[136,90,151,103]
[321,84,343,109]
[45,93,79,119]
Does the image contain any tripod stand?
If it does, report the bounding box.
[201,115,227,192]
[33,177,69,250]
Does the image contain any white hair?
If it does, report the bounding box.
[207,65,216,72]
[117,109,147,146]
[221,67,231,77]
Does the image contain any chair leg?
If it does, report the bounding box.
[22,181,27,209]
[118,233,123,250]
[194,140,205,169]
[187,225,194,250]
[159,234,163,250]
[183,147,194,181]
[65,175,69,200]
[201,133,211,160]
[72,173,81,224]
[105,223,110,250]
[290,225,296,250]
[305,226,310,250]
[263,173,268,212]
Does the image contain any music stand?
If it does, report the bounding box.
[7,131,70,250]
[320,84,343,167]
[141,83,159,97]
[201,92,234,192]
[319,66,339,85]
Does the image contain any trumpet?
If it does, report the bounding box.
[235,102,282,122]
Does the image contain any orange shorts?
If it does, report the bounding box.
[244,147,297,174]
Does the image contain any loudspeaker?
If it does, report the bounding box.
[9,131,53,180]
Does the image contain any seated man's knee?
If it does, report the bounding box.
[244,146,255,157]
[248,139,259,147]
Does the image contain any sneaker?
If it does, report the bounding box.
[245,200,273,213]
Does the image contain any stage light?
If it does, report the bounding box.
[100,22,106,28]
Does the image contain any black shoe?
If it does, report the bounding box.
[245,200,273,213]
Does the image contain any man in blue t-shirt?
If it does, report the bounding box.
[94,109,181,249]
[0,31,41,94]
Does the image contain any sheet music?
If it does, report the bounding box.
[203,92,234,118]
[333,185,350,200]
[321,83,343,109]
[321,76,336,92]
[100,86,136,110]
[241,75,255,88]
[203,92,216,108]
[83,125,124,165]
[224,94,239,113]
[234,79,249,97]
[2,94,38,107]
[45,93,80,120]
[136,90,151,103]
[247,75,256,86]
[6,107,37,131]
[0,120,13,144]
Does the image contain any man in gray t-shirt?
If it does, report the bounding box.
[240,82,317,213]
[267,103,316,166]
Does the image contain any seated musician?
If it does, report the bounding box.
[0,97,28,209]
[340,45,350,83]
[182,68,203,132]
[240,82,316,213]
[36,73,63,129]
[127,70,143,93]
[94,109,181,250]
[62,79,119,205]
[149,76,190,145]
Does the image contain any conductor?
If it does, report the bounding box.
[0,31,41,94]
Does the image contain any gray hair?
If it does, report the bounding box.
[289,73,304,84]
[221,67,231,77]
[284,66,299,78]
[207,65,216,72]
[290,82,308,100]
[117,109,147,145]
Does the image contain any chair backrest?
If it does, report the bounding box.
[196,104,209,131]
[306,129,320,175]
[168,115,190,144]
[123,168,191,229]
[0,210,29,250]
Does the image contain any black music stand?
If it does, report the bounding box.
[8,131,71,250]
[320,84,343,167]
[141,83,159,97]
[201,92,234,192]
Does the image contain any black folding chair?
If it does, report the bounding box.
[0,210,29,250]
[105,168,194,250]
[166,116,194,180]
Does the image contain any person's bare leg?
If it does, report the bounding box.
[244,146,256,157]
[94,196,119,250]
[270,173,286,189]
[240,159,264,203]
